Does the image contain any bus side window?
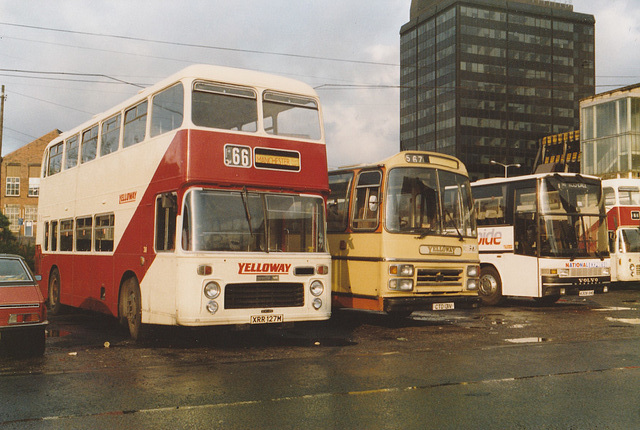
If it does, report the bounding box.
[100,114,121,157]
[60,219,74,251]
[181,196,192,251]
[327,172,353,232]
[156,193,177,252]
[44,221,50,251]
[123,101,148,148]
[352,170,382,230]
[151,83,184,137]
[81,125,99,163]
[76,217,92,252]
[47,143,63,176]
[51,220,58,252]
[64,135,79,170]
[514,187,537,256]
[95,214,115,252]
[603,187,615,207]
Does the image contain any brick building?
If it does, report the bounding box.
[1,130,61,238]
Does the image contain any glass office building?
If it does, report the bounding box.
[581,84,640,178]
[400,0,595,180]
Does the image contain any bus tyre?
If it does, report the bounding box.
[48,268,63,315]
[119,277,147,341]
[479,266,503,306]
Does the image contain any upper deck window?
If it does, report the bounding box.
[81,125,99,163]
[192,82,257,132]
[123,101,148,148]
[151,83,184,137]
[100,114,121,156]
[47,143,63,176]
[263,92,321,140]
[65,135,79,170]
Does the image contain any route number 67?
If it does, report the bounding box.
[224,144,252,168]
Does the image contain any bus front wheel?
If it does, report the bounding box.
[48,268,62,315]
[479,266,503,306]
[119,277,147,341]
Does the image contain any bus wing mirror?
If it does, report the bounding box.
[368,195,379,212]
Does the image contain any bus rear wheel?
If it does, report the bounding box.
[479,266,504,306]
[48,268,63,315]
[119,277,147,341]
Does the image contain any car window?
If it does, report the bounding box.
[0,258,31,283]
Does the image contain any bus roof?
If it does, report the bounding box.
[47,64,319,147]
[330,150,467,175]
[601,177,640,188]
[472,172,601,187]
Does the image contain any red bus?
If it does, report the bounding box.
[602,178,640,282]
[36,65,331,339]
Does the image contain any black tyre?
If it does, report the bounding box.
[119,277,147,341]
[478,266,504,306]
[48,268,63,315]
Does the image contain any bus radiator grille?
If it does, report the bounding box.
[416,269,463,286]
[224,283,305,309]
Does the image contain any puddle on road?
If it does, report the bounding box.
[605,317,640,325]
[504,337,550,344]
[593,306,636,312]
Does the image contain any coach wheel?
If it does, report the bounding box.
[119,277,147,341]
[479,266,504,306]
[48,268,62,315]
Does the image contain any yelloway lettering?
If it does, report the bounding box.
[238,263,292,275]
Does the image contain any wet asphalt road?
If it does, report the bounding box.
[2,286,640,429]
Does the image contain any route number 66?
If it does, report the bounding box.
[224,144,252,168]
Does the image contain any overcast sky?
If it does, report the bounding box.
[1,0,639,168]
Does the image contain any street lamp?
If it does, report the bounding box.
[490,160,521,178]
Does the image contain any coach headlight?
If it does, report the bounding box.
[312,298,323,310]
[389,278,413,291]
[467,265,479,278]
[206,301,219,314]
[602,267,610,276]
[389,264,414,277]
[204,281,221,299]
[467,278,478,290]
[630,264,635,276]
[310,280,324,297]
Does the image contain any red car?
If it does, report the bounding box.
[0,254,47,356]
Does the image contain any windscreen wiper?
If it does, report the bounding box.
[415,227,433,239]
[443,207,464,242]
[240,186,254,237]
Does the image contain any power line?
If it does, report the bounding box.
[0,21,400,68]
[0,68,145,88]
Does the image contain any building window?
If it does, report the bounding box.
[4,205,20,233]
[24,206,37,237]
[5,177,19,196]
[28,165,40,197]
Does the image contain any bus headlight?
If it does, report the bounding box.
[467,265,479,278]
[602,267,610,276]
[389,264,414,277]
[310,280,324,297]
[558,268,570,277]
[312,298,323,310]
[204,281,221,299]
[467,278,478,290]
[206,301,219,314]
[630,264,635,275]
[389,279,413,291]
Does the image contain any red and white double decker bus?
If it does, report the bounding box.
[602,178,640,282]
[36,65,331,339]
